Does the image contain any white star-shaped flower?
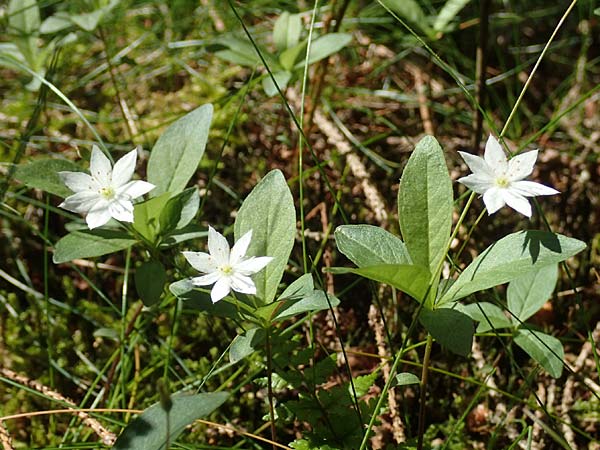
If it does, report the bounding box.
[182,226,273,303]
[58,145,155,229]
[457,135,559,217]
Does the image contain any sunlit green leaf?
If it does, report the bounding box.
[53,229,136,263]
[14,159,83,197]
[335,224,411,267]
[514,328,564,378]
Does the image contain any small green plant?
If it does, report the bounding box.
[215,11,351,96]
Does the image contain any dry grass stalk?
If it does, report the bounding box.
[0,421,14,450]
[367,302,406,445]
[0,367,116,446]
[287,88,388,225]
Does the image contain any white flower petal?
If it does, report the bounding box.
[191,272,221,286]
[482,187,506,215]
[458,151,495,179]
[511,180,560,197]
[484,135,508,175]
[182,251,219,273]
[230,274,257,295]
[59,191,100,213]
[108,199,134,222]
[86,200,112,229]
[90,145,113,185]
[230,230,252,265]
[502,190,532,217]
[235,256,273,275]
[211,277,231,303]
[457,173,494,194]
[111,149,137,188]
[507,150,537,181]
[59,171,97,193]
[208,226,230,265]
[117,180,155,199]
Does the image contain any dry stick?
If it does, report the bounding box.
[406,62,434,135]
[310,105,388,225]
[0,367,116,446]
[0,421,14,450]
[472,0,490,150]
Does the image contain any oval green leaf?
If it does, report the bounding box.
[53,229,136,264]
[147,104,213,196]
[440,231,586,305]
[335,224,411,267]
[420,307,474,356]
[113,392,229,450]
[507,264,558,323]
[514,328,564,378]
[234,170,295,304]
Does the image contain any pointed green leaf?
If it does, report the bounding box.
[234,170,295,303]
[53,230,136,263]
[159,187,200,235]
[297,33,352,67]
[215,36,263,67]
[280,41,307,70]
[398,136,453,275]
[273,12,302,52]
[278,273,314,301]
[395,372,420,386]
[514,328,564,378]
[272,290,340,322]
[132,193,171,242]
[113,392,228,450]
[440,231,586,305]
[135,260,166,307]
[14,159,83,197]
[262,70,292,97]
[330,264,431,302]
[335,224,411,267]
[230,328,265,363]
[420,308,474,356]
[40,13,72,34]
[433,0,472,32]
[460,302,513,333]
[507,264,558,323]
[147,104,213,196]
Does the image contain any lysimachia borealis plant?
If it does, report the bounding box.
[15,103,341,446]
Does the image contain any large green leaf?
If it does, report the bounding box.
[398,136,453,276]
[113,392,228,450]
[300,33,352,67]
[230,328,265,363]
[335,224,411,267]
[514,328,564,378]
[262,70,292,97]
[147,104,213,196]
[271,290,340,322]
[215,36,263,67]
[330,264,431,302]
[273,12,302,52]
[14,158,84,197]
[433,0,472,32]
[135,260,166,307]
[53,229,136,263]
[420,308,474,356]
[132,193,171,243]
[460,302,513,333]
[8,0,40,65]
[159,187,200,235]
[439,231,585,305]
[507,264,558,323]
[234,170,295,303]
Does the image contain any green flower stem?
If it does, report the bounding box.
[417,334,434,450]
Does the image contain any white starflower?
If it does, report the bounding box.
[457,135,559,217]
[58,145,155,229]
[182,226,273,303]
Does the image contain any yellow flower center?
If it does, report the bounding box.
[219,264,233,276]
[495,176,510,188]
[99,186,115,199]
